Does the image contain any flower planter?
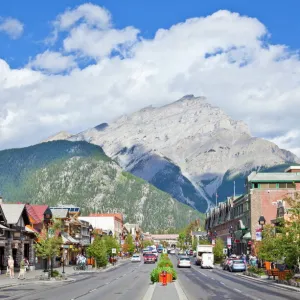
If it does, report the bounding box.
[159,273,173,283]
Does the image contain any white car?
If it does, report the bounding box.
[177,256,191,268]
[131,254,141,262]
[170,249,176,255]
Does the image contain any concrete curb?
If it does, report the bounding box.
[142,283,156,300]
[238,274,300,292]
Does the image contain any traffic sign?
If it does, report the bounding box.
[112,248,116,254]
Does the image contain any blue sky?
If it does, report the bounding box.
[1,0,300,68]
[1,1,300,156]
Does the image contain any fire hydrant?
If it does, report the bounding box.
[161,270,167,286]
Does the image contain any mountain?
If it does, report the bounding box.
[0,141,203,231]
[54,95,300,212]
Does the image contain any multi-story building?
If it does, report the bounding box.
[205,166,300,255]
[79,213,123,238]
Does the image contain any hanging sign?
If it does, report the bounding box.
[227,236,232,247]
[255,228,262,241]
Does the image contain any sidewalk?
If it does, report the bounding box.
[0,259,130,290]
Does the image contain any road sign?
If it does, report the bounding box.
[112,248,116,254]
[163,248,167,254]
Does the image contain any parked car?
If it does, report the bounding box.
[170,249,176,255]
[177,256,191,268]
[228,259,246,272]
[144,253,156,264]
[131,254,141,262]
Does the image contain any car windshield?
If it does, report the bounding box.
[144,254,154,257]
[180,257,190,261]
[233,260,244,263]
[133,255,139,257]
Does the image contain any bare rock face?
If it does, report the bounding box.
[66,95,299,212]
[42,131,72,142]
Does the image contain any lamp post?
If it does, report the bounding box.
[229,225,234,256]
[258,216,266,230]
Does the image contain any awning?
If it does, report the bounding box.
[25,225,38,233]
[61,233,80,244]
[242,232,251,240]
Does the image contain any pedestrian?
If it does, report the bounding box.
[18,259,26,280]
[8,255,14,279]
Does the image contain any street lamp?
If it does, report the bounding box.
[88,225,93,245]
[258,216,266,229]
[229,225,234,256]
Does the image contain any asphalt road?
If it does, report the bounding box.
[1,260,155,300]
[170,254,300,300]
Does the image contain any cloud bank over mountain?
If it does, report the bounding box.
[1,3,300,155]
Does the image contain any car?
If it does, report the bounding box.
[177,256,191,268]
[144,253,156,264]
[228,259,246,272]
[170,249,176,255]
[131,254,141,262]
[152,250,158,261]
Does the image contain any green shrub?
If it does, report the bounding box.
[247,266,265,276]
[51,270,60,277]
[150,266,177,283]
[158,259,173,269]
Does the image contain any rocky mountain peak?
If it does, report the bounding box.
[42,131,72,143]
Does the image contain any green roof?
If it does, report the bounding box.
[248,171,300,183]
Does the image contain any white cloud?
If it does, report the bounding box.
[28,51,77,73]
[0,17,24,39]
[1,6,300,157]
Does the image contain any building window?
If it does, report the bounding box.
[260,183,269,189]
[253,183,258,188]
[269,183,276,188]
[286,182,295,188]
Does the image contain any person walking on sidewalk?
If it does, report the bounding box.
[8,256,14,279]
[18,259,26,280]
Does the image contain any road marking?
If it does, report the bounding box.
[234,288,242,293]
[174,280,188,300]
[220,281,225,285]
[210,277,215,280]
[89,289,96,293]
[142,283,156,300]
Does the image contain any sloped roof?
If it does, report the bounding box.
[50,208,69,218]
[89,213,123,221]
[32,205,48,221]
[248,171,300,182]
[0,204,25,224]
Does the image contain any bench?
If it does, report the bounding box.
[278,270,292,280]
[267,269,279,279]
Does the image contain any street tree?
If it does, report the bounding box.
[192,236,198,251]
[177,231,186,250]
[213,238,225,263]
[34,219,62,277]
[123,234,135,255]
[103,235,120,257]
[87,236,107,268]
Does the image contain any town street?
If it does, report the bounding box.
[170,255,300,300]
[1,256,300,300]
